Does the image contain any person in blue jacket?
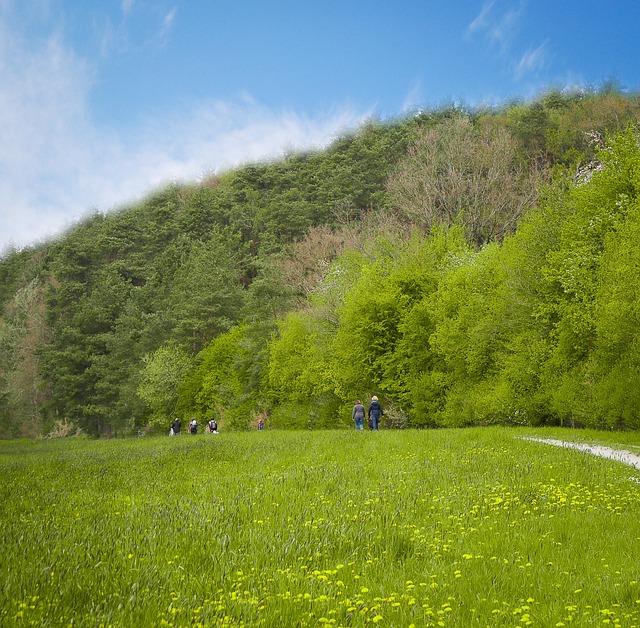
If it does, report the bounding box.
[367,396,384,430]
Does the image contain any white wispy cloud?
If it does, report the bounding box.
[155,6,177,45]
[0,15,96,250]
[162,6,176,32]
[0,9,368,253]
[466,1,550,83]
[467,0,523,53]
[99,1,177,57]
[514,42,548,80]
[121,0,134,15]
[401,80,424,113]
[466,0,495,35]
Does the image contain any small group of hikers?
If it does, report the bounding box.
[169,402,381,435]
[352,396,384,431]
[169,417,218,436]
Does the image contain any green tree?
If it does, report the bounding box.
[0,278,49,437]
[180,322,273,429]
[170,230,246,351]
[329,228,466,424]
[264,311,340,429]
[537,130,639,424]
[137,343,193,428]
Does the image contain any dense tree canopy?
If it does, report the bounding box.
[2,87,640,436]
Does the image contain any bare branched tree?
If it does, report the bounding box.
[281,225,352,297]
[387,116,541,246]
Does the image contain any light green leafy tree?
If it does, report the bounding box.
[329,228,467,425]
[264,311,340,429]
[137,343,193,428]
[538,129,640,425]
[588,210,640,428]
[179,323,268,430]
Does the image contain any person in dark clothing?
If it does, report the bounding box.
[367,396,383,430]
[352,400,365,430]
[172,417,181,435]
[208,418,218,434]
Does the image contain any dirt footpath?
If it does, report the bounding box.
[524,437,640,471]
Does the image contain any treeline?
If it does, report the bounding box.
[1,86,640,437]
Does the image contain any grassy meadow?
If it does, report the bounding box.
[2,427,640,627]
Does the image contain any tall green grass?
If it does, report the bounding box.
[2,428,640,626]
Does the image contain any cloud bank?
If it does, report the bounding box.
[0,6,368,253]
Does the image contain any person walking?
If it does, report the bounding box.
[171,417,181,435]
[352,400,365,430]
[367,396,383,431]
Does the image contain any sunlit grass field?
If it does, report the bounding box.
[2,427,640,627]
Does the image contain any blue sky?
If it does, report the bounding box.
[1,0,639,252]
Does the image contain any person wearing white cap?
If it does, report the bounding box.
[367,396,383,430]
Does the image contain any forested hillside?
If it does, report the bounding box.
[2,87,640,437]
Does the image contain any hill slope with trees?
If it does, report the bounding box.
[2,86,640,437]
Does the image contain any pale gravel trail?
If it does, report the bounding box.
[524,437,640,471]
